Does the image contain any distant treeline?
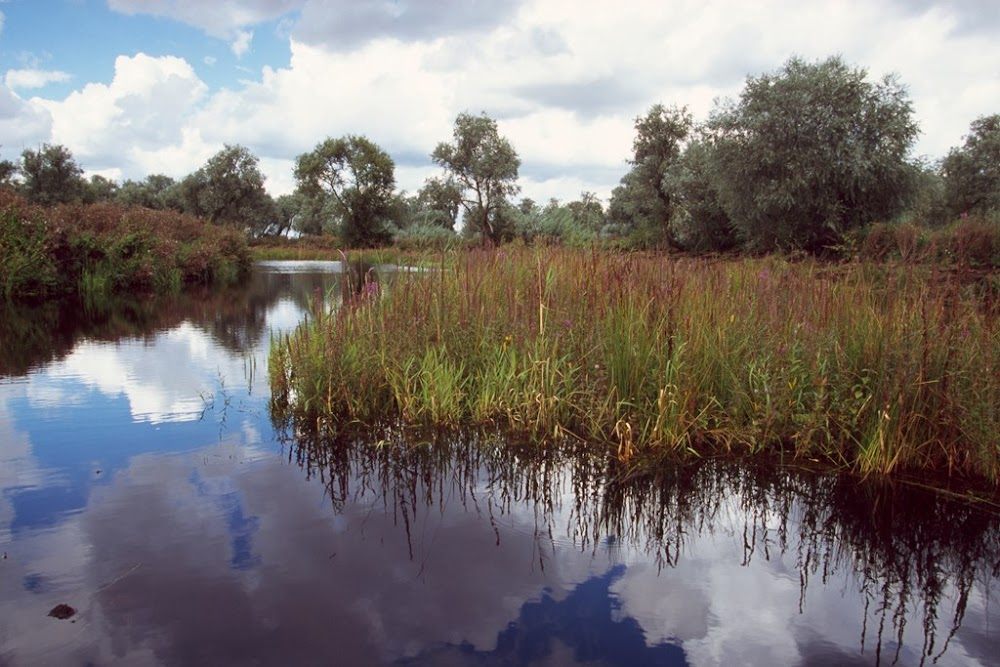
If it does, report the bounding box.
[2,55,998,254]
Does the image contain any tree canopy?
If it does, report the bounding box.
[19,144,85,205]
[608,105,692,247]
[707,55,919,252]
[294,135,396,247]
[432,112,520,246]
[942,114,1000,217]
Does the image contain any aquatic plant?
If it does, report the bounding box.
[270,246,1000,482]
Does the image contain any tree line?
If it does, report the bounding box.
[2,55,998,252]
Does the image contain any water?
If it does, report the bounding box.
[0,262,997,666]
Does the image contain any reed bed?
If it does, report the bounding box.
[269,246,1000,482]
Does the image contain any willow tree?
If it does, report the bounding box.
[432,113,520,245]
[708,56,919,252]
[294,135,396,247]
[942,114,1000,218]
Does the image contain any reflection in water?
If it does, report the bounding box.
[0,261,997,666]
[0,260,376,376]
[284,424,1000,666]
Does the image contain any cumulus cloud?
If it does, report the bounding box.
[0,84,53,151]
[34,52,210,177]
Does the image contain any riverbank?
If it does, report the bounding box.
[269,246,1000,485]
[0,189,250,301]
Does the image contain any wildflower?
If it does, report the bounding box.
[563,318,572,329]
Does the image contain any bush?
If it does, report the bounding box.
[0,188,250,301]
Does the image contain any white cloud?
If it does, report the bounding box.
[34,52,210,178]
[4,68,71,90]
[19,0,1000,202]
[231,29,253,58]
[33,322,249,425]
[0,84,53,151]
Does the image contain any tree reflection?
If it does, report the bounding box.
[279,421,1000,666]
[0,266,350,376]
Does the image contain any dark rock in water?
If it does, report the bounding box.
[48,604,76,620]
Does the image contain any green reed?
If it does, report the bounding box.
[269,246,1000,483]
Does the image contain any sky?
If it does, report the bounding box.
[1,0,998,205]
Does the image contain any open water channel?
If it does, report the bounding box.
[0,261,997,666]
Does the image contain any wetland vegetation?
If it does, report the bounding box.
[270,247,1000,486]
[0,189,250,302]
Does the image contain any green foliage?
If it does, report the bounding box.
[82,174,119,204]
[608,105,692,247]
[414,176,463,229]
[708,56,919,253]
[942,114,1000,217]
[432,112,520,245]
[19,144,86,205]
[0,201,58,299]
[295,135,396,247]
[115,174,179,211]
[0,157,19,186]
[181,145,277,237]
[0,190,250,301]
[392,222,459,250]
[512,196,600,246]
[664,139,735,252]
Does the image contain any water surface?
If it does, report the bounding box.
[0,261,997,666]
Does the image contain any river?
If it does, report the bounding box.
[0,261,997,666]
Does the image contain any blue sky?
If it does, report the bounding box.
[1,0,999,203]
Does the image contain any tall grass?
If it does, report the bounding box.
[0,189,251,301]
[270,246,1000,482]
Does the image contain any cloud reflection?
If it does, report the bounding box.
[30,323,246,425]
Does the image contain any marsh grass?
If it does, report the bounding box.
[270,246,1000,482]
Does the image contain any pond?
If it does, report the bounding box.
[0,261,997,666]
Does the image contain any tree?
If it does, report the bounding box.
[663,139,735,252]
[192,145,276,236]
[0,150,17,187]
[942,114,1000,218]
[116,174,179,210]
[566,192,605,234]
[415,176,463,229]
[607,105,692,247]
[19,143,85,205]
[707,55,918,252]
[432,112,520,246]
[273,193,303,237]
[83,174,119,203]
[294,135,396,247]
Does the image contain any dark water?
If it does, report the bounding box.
[0,262,997,667]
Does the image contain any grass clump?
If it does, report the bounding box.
[0,189,250,301]
[270,246,1000,483]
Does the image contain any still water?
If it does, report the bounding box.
[0,262,997,666]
